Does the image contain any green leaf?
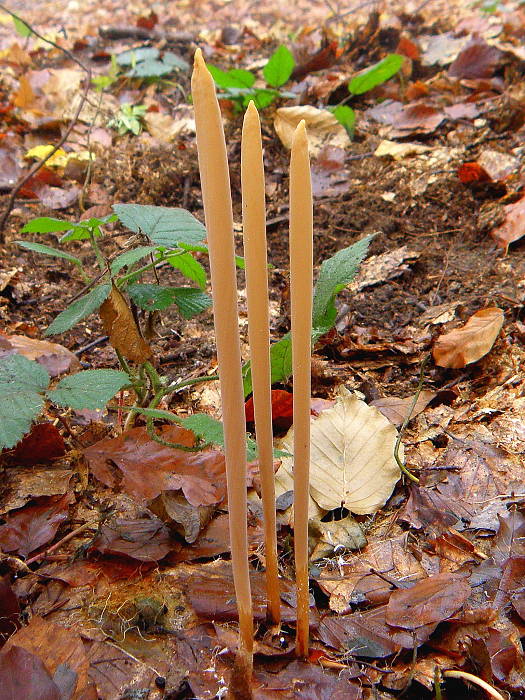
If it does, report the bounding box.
[45,284,112,336]
[20,217,73,234]
[208,65,256,90]
[15,240,82,265]
[116,47,159,66]
[128,59,171,78]
[263,45,295,88]
[12,16,33,38]
[243,334,293,396]
[165,251,207,289]
[127,284,211,318]
[110,246,158,276]
[330,105,356,138]
[312,235,374,333]
[48,369,130,410]
[113,204,206,248]
[171,288,212,319]
[163,52,190,71]
[0,355,49,449]
[178,241,245,270]
[251,89,278,110]
[349,54,404,95]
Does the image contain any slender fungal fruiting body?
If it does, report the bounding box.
[289,120,313,658]
[191,49,254,657]
[241,101,281,625]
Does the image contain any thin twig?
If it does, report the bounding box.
[25,522,92,565]
[393,355,431,484]
[0,5,92,236]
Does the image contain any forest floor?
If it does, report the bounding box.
[1,0,525,698]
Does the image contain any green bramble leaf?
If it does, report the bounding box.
[110,246,158,276]
[127,284,211,318]
[0,355,49,449]
[48,369,130,410]
[263,45,295,88]
[15,241,82,266]
[165,251,207,290]
[20,217,74,234]
[113,204,206,249]
[349,54,404,95]
[45,284,112,336]
[208,65,256,90]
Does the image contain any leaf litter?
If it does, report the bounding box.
[2,0,525,698]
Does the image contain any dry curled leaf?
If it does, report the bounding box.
[490,197,525,252]
[276,388,401,515]
[274,106,350,156]
[99,284,152,363]
[433,307,504,368]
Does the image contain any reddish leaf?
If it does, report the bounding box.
[371,390,436,427]
[174,559,298,623]
[90,517,174,562]
[457,162,491,184]
[3,616,90,700]
[291,41,341,80]
[449,38,502,79]
[386,573,471,629]
[492,511,525,565]
[486,628,518,682]
[255,660,363,699]
[491,197,525,251]
[396,37,420,60]
[136,11,158,30]
[10,423,65,465]
[84,425,228,506]
[0,646,60,700]
[18,166,62,198]
[245,388,293,424]
[433,307,504,368]
[392,103,444,135]
[0,333,81,377]
[317,605,434,657]
[37,184,80,210]
[0,492,73,558]
[0,577,20,646]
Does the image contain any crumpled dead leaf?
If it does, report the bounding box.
[99,284,152,363]
[276,388,401,515]
[490,197,525,252]
[0,333,80,376]
[274,106,351,156]
[433,307,504,368]
[374,140,431,160]
[371,390,437,427]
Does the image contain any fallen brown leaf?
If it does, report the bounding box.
[490,197,525,251]
[433,307,504,368]
[371,390,437,427]
[0,333,80,377]
[99,284,152,364]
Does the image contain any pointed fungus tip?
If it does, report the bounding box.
[193,47,205,69]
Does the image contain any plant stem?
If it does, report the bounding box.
[89,231,107,272]
[393,355,431,485]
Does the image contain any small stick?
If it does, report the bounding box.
[241,101,281,625]
[289,120,313,659]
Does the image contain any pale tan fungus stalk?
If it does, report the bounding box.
[241,100,281,625]
[289,120,313,658]
[191,49,254,666]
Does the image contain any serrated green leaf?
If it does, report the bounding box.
[263,45,295,88]
[48,369,130,410]
[110,246,158,276]
[208,65,256,90]
[165,251,207,289]
[243,334,293,396]
[116,47,159,66]
[251,89,278,110]
[113,204,206,248]
[45,284,111,336]
[312,235,374,333]
[178,241,245,270]
[127,284,211,318]
[20,217,74,234]
[15,240,82,265]
[171,288,212,319]
[0,355,49,449]
[330,105,356,138]
[349,54,404,95]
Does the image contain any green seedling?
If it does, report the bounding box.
[92,47,189,92]
[330,53,405,138]
[108,103,148,136]
[208,44,296,111]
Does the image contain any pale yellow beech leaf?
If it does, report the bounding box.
[274,106,350,156]
[24,145,68,167]
[433,307,504,369]
[275,388,401,516]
